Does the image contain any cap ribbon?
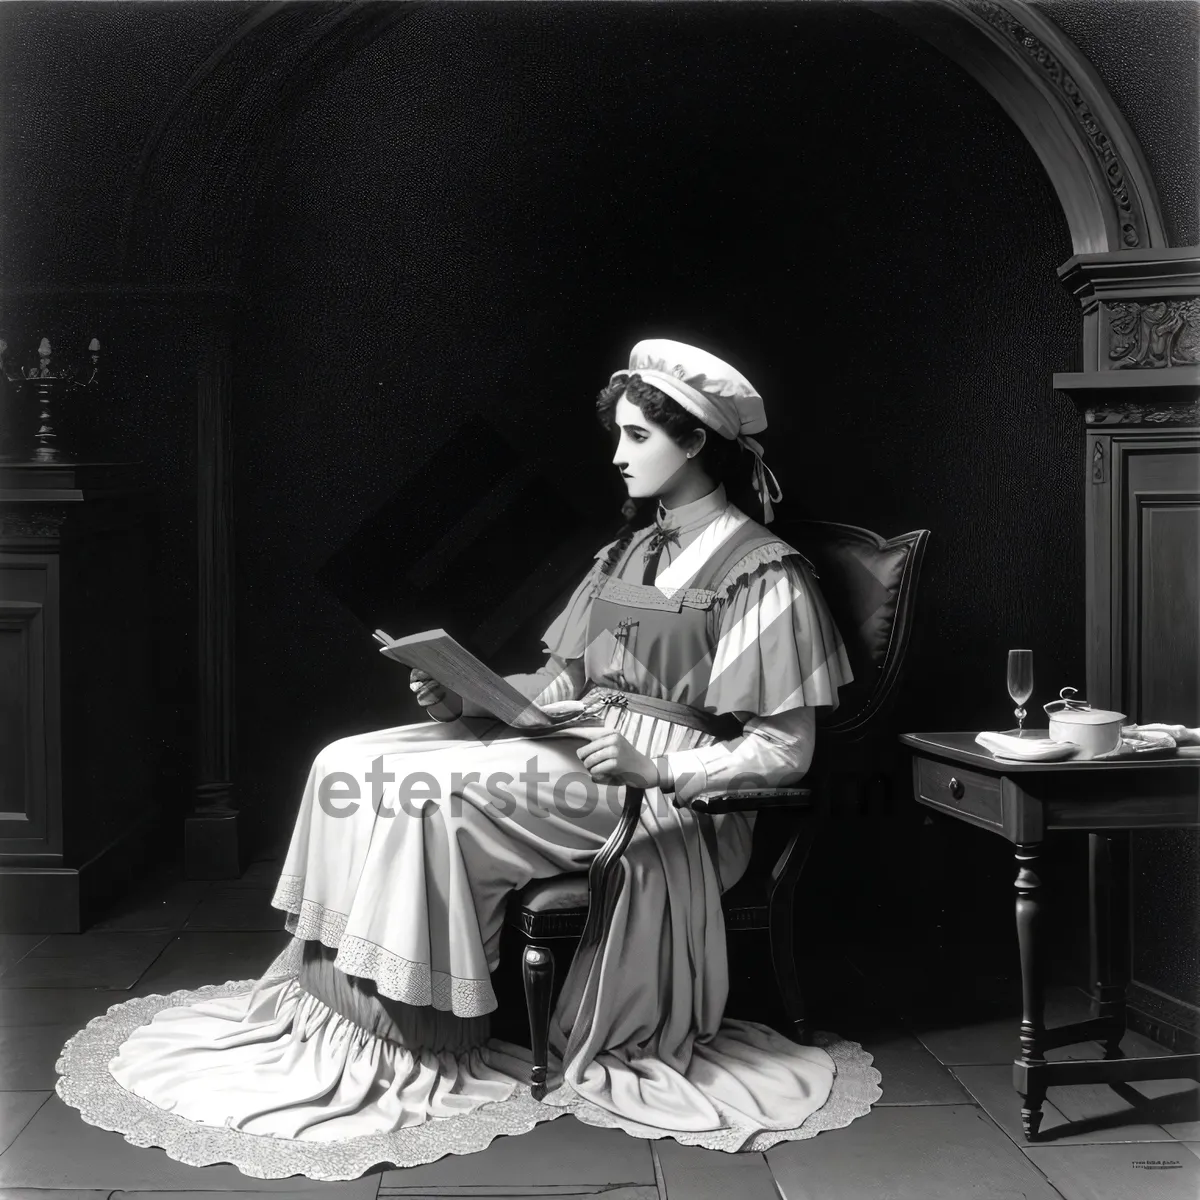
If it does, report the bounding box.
[738,434,782,524]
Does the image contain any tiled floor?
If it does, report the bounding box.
[0,853,1197,1200]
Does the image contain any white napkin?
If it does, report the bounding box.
[974,731,1078,761]
[1090,725,1177,759]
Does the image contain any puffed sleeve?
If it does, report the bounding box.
[500,539,616,707]
[538,539,615,661]
[701,552,853,717]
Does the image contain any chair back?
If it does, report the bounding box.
[782,520,930,744]
[720,519,930,903]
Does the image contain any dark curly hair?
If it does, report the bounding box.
[592,374,766,574]
[596,373,748,494]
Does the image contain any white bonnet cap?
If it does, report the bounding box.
[610,338,781,520]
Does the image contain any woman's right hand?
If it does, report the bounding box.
[409,669,462,718]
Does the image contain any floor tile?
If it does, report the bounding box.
[652,1139,779,1200]
[184,886,288,932]
[953,1064,1174,1145]
[0,1023,91,1091]
[0,1092,49,1156]
[844,1026,968,1106]
[1165,1120,1200,1141]
[0,986,134,1028]
[129,930,292,996]
[913,986,1136,1066]
[1125,1076,1200,1125]
[1055,1028,1171,1060]
[0,938,45,980]
[0,932,172,989]
[88,875,211,932]
[1026,1141,1200,1200]
[378,1189,654,1198]
[225,857,287,889]
[766,1104,1062,1200]
[111,1186,380,1199]
[0,1095,374,1191]
[0,1191,108,1200]
[378,1116,655,1189]
[1058,1075,1200,1131]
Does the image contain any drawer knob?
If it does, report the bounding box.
[948,776,965,800]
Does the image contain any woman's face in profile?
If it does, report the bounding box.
[612,396,691,499]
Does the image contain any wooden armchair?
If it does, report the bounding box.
[505,520,930,1099]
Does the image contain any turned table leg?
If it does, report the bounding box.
[1089,832,1130,1060]
[1014,841,1048,1139]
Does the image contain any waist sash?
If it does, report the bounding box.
[582,687,742,739]
[581,687,732,890]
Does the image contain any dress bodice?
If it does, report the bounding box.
[584,507,778,708]
[542,486,852,719]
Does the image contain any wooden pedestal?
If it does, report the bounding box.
[0,461,160,932]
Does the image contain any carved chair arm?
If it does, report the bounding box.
[685,786,814,815]
[570,784,821,1023]
[574,785,646,967]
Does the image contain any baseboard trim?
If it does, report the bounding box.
[1127,980,1200,1054]
[0,811,163,933]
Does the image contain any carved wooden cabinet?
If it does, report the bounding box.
[1082,418,1200,1049]
[1086,428,1199,724]
[0,462,159,932]
[1057,247,1200,1052]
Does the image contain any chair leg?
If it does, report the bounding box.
[522,944,555,1100]
[766,803,826,1045]
[769,888,808,1044]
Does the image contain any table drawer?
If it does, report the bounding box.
[915,757,1003,831]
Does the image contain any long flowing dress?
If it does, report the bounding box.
[56,485,881,1180]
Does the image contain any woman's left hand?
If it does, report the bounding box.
[574,728,661,788]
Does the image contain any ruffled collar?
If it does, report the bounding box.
[655,484,728,537]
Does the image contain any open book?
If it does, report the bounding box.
[374,627,598,730]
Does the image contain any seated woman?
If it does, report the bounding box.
[62,339,880,1178]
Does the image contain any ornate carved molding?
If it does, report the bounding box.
[0,508,66,538]
[1107,300,1200,369]
[1084,400,1200,427]
[967,0,1148,249]
[1056,250,1200,391]
[873,0,1167,254]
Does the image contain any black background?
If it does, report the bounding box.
[1,0,1196,979]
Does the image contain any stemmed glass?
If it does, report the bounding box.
[1007,649,1034,736]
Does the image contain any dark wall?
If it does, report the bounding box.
[232,2,1083,950]
[1,2,1196,962]
[0,1,253,281]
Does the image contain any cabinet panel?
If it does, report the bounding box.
[0,557,57,853]
[1108,441,1200,720]
[1138,505,1200,721]
[1123,446,1200,724]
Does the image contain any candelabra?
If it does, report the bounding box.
[0,336,102,462]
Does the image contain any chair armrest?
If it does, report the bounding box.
[686,786,814,815]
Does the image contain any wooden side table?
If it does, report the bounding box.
[900,732,1200,1140]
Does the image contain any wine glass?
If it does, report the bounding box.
[1007,649,1034,736]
